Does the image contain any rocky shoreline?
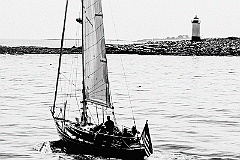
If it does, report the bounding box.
[1,37,240,56]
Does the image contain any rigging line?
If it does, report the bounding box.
[107,1,118,41]
[107,1,136,126]
[53,0,69,114]
[106,1,119,124]
[66,55,75,103]
[68,55,80,112]
[108,1,136,126]
[120,57,136,126]
[75,2,82,47]
[74,55,81,114]
[60,73,77,88]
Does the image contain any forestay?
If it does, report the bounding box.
[82,0,111,108]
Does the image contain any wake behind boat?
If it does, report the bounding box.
[50,0,153,159]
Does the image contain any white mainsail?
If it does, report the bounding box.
[82,0,111,108]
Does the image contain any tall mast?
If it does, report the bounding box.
[52,0,69,115]
[81,0,87,124]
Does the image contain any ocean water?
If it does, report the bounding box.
[0,52,240,160]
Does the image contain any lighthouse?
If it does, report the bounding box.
[191,15,201,41]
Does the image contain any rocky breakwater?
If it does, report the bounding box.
[1,37,240,56]
[111,37,240,56]
[0,46,81,55]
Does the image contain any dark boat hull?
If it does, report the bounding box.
[54,121,148,160]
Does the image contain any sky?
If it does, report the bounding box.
[0,0,240,41]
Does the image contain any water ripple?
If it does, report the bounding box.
[1,55,240,160]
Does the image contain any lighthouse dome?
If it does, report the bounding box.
[192,15,200,23]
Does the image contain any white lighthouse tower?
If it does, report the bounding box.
[191,15,201,41]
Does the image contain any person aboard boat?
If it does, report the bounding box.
[132,125,137,136]
[121,128,134,148]
[104,116,114,135]
[75,117,80,127]
[103,116,114,147]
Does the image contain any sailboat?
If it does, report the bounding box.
[50,0,153,159]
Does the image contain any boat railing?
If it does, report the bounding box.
[54,117,73,123]
[71,123,138,139]
[55,118,139,139]
[65,122,141,148]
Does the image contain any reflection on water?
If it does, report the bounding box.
[0,54,240,160]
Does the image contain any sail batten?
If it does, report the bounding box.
[83,0,110,107]
[85,23,104,37]
[85,49,105,64]
[84,36,104,51]
[86,99,113,109]
[87,76,108,91]
[86,64,105,78]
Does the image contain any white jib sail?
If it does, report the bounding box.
[83,0,111,108]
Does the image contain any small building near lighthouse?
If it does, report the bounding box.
[191,15,201,41]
